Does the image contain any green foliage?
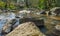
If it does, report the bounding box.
[0,1,16,10]
[8,3,16,10]
[0,1,6,9]
[38,0,45,9]
[38,0,57,10]
[56,0,60,7]
[0,0,59,10]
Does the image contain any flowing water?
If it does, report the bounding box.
[0,12,16,36]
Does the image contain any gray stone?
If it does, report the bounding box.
[50,7,60,16]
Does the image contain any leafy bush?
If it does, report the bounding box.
[8,3,16,10]
[0,1,6,9]
[38,0,46,9]
[38,0,57,10]
[0,1,16,10]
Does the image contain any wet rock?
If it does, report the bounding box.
[1,23,12,36]
[40,10,46,15]
[50,7,60,16]
[11,18,20,30]
[51,28,60,36]
[1,18,19,36]
[15,16,20,18]
[47,33,58,36]
[19,18,44,27]
[17,10,31,18]
[55,25,60,31]
[6,22,45,36]
[19,10,31,14]
[48,11,52,15]
[0,19,8,36]
[0,9,2,12]
[46,25,60,36]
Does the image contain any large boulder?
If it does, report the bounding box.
[50,7,60,16]
[6,22,45,36]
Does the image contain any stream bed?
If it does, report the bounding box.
[0,12,60,36]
